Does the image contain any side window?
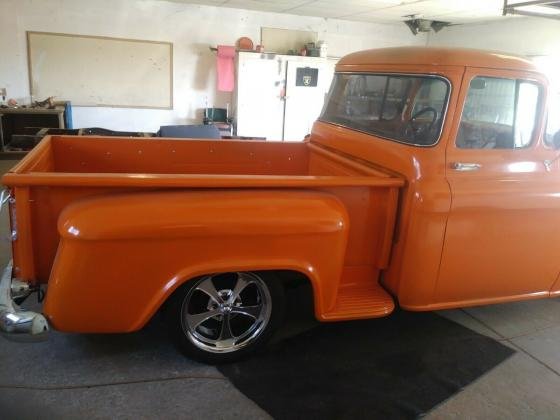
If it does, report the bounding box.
[545,91,560,148]
[456,77,541,149]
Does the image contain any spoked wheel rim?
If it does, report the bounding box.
[181,272,272,353]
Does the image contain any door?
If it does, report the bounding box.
[436,67,560,305]
[283,59,334,141]
[236,53,286,139]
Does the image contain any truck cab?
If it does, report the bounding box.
[316,47,560,310]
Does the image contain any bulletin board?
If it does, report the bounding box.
[27,31,173,109]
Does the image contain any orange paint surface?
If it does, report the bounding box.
[3,47,559,333]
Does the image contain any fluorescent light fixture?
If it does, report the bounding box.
[504,0,560,19]
[517,4,560,14]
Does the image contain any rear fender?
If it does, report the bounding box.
[44,190,349,332]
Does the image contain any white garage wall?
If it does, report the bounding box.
[427,17,560,57]
[0,0,425,132]
[427,16,560,98]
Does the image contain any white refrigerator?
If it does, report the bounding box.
[235,52,336,141]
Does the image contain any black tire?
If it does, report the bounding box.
[166,271,284,364]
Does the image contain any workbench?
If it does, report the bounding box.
[0,106,66,155]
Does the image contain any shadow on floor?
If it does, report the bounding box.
[220,286,515,420]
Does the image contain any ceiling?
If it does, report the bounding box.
[166,0,534,24]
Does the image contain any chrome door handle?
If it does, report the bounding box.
[451,162,481,171]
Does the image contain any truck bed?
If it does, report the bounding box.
[3,135,404,322]
[6,135,399,185]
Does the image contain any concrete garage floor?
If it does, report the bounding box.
[0,159,559,419]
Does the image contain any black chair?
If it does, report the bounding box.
[203,107,233,136]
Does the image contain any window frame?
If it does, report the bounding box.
[543,91,560,149]
[318,72,452,148]
[455,75,545,151]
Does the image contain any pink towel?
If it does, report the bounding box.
[217,45,235,92]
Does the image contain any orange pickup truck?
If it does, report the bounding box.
[1,47,559,363]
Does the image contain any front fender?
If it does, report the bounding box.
[44,189,349,332]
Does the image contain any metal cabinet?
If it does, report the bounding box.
[0,107,65,152]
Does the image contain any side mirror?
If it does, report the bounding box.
[470,78,487,90]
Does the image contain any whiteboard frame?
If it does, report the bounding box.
[26,31,174,109]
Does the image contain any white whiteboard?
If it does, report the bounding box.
[27,32,173,109]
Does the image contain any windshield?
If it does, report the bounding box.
[319,73,450,146]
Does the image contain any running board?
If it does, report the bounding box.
[321,282,395,321]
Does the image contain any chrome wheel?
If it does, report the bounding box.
[181,272,272,353]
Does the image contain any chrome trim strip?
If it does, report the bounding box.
[0,189,17,241]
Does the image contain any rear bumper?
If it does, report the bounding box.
[0,260,49,341]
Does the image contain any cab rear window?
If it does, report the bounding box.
[319,73,450,146]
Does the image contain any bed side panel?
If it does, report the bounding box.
[44,190,350,332]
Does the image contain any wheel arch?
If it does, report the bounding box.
[46,189,348,333]
[134,262,320,331]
